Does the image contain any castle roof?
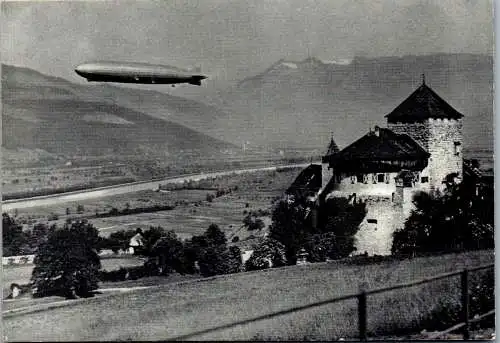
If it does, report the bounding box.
[325,137,340,156]
[328,127,430,172]
[385,81,464,123]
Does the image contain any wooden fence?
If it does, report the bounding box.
[170,263,494,341]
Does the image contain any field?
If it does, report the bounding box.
[3,250,493,341]
[8,168,302,240]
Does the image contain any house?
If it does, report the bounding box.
[128,231,145,255]
[318,79,464,255]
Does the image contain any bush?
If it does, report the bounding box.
[392,183,494,256]
[243,213,266,231]
[245,238,287,271]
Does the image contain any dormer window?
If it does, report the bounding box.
[454,142,461,156]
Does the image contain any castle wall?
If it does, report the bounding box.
[327,171,431,255]
[321,163,333,188]
[387,122,430,148]
[427,118,463,190]
[388,119,463,190]
[353,197,399,256]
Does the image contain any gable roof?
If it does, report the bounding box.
[329,127,430,171]
[386,82,464,123]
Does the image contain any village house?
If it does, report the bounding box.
[318,79,464,255]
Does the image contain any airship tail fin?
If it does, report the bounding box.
[189,75,207,86]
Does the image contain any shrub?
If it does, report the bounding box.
[245,238,287,271]
[392,183,494,256]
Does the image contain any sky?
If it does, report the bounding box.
[1,0,494,84]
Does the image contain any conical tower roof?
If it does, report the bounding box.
[322,135,339,163]
[325,136,340,156]
[385,77,464,123]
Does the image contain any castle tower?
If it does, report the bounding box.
[321,134,339,188]
[385,77,464,191]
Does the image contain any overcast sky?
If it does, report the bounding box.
[1,0,493,83]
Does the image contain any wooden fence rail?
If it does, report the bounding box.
[170,263,494,341]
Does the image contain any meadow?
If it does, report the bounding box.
[3,249,493,341]
[8,168,302,240]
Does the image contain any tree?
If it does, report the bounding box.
[185,224,242,277]
[204,223,227,247]
[27,223,52,252]
[2,213,29,256]
[243,213,266,231]
[269,199,315,264]
[142,227,165,255]
[149,231,186,275]
[321,198,367,258]
[392,182,494,256]
[269,195,366,264]
[106,229,137,253]
[31,220,101,298]
[245,238,287,271]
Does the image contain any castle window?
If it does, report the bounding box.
[356,173,364,183]
[421,176,429,183]
[367,219,378,224]
[377,173,385,183]
[454,142,462,156]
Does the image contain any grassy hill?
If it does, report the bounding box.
[219,54,493,154]
[3,249,493,341]
[2,64,239,169]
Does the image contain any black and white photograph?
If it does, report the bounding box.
[1,0,495,341]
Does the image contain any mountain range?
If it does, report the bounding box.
[217,54,493,153]
[2,53,493,169]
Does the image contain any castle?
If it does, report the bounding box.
[318,79,464,255]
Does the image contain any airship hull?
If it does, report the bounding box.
[75,62,206,86]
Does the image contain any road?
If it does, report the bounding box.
[2,163,312,211]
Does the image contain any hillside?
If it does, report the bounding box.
[2,64,239,169]
[219,54,493,155]
[3,250,493,341]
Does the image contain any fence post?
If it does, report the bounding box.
[461,269,470,340]
[358,290,367,341]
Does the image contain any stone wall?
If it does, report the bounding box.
[327,171,430,255]
[321,163,333,188]
[387,122,430,148]
[388,119,463,190]
[353,196,399,255]
[428,118,463,190]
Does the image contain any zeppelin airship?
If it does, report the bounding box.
[74,61,207,86]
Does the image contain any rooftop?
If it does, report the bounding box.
[386,80,464,123]
[328,127,430,172]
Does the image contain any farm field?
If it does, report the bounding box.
[8,168,302,240]
[3,250,493,341]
